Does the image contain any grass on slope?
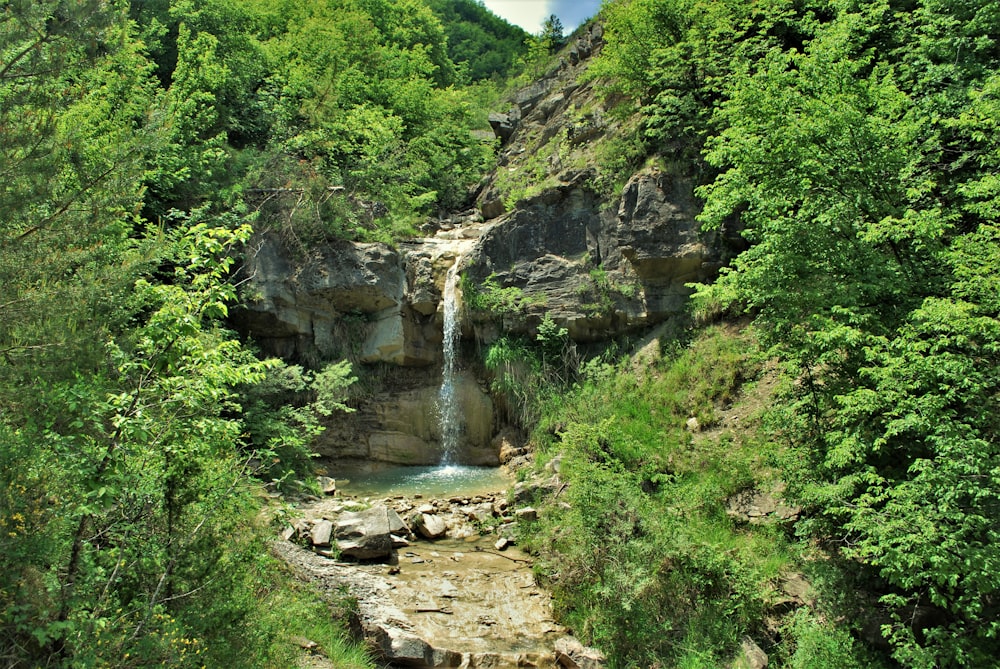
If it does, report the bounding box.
[518,325,888,668]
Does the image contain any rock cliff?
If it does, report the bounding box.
[231,21,739,465]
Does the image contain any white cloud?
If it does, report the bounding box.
[481,0,553,33]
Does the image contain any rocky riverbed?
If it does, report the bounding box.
[273,480,605,668]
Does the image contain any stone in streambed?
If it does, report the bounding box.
[310,520,333,547]
[317,475,337,495]
[335,506,409,560]
[413,512,447,540]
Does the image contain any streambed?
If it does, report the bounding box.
[275,465,605,668]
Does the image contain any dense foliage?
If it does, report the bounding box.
[0,0,508,664]
[425,0,529,81]
[536,0,1000,666]
[524,328,888,668]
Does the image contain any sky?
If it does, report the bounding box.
[481,0,605,34]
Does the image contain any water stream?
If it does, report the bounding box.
[436,257,462,465]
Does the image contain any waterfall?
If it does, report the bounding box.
[437,257,462,465]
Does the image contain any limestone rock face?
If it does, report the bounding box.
[317,369,496,465]
[464,168,727,342]
[231,235,440,366]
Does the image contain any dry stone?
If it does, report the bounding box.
[310,520,333,547]
[554,636,606,668]
[335,506,403,560]
[317,475,337,495]
[413,513,447,540]
[733,637,768,669]
[512,476,561,506]
[515,507,538,522]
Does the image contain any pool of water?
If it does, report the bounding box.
[328,461,512,499]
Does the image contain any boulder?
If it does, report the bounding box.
[554,636,606,668]
[404,250,439,316]
[464,503,494,524]
[335,506,406,560]
[370,624,437,666]
[480,195,506,221]
[413,513,447,540]
[515,507,538,522]
[310,520,333,547]
[317,476,337,495]
[732,637,768,669]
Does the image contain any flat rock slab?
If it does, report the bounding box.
[273,537,565,667]
[376,539,564,659]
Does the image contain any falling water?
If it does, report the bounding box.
[437,257,462,465]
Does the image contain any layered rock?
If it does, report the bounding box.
[233,234,493,368]
[232,235,498,465]
[463,168,726,342]
[232,235,438,366]
[318,368,496,465]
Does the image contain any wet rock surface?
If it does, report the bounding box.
[276,482,604,668]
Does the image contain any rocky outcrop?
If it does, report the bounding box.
[479,24,605,157]
[465,16,746,344]
[725,486,801,525]
[318,368,496,465]
[464,168,727,342]
[233,235,439,366]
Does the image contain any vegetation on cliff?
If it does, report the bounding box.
[3,0,998,666]
[509,0,1000,667]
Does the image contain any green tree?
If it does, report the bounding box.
[541,14,565,52]
[0,3,365,665]
[691,2,1000,664]
[425,0,529,81]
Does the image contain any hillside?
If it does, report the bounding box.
[426,0,530,81]
[2,0,999,667]
[484,1,1000,667]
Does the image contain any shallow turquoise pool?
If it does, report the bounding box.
[327,462,512,499]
